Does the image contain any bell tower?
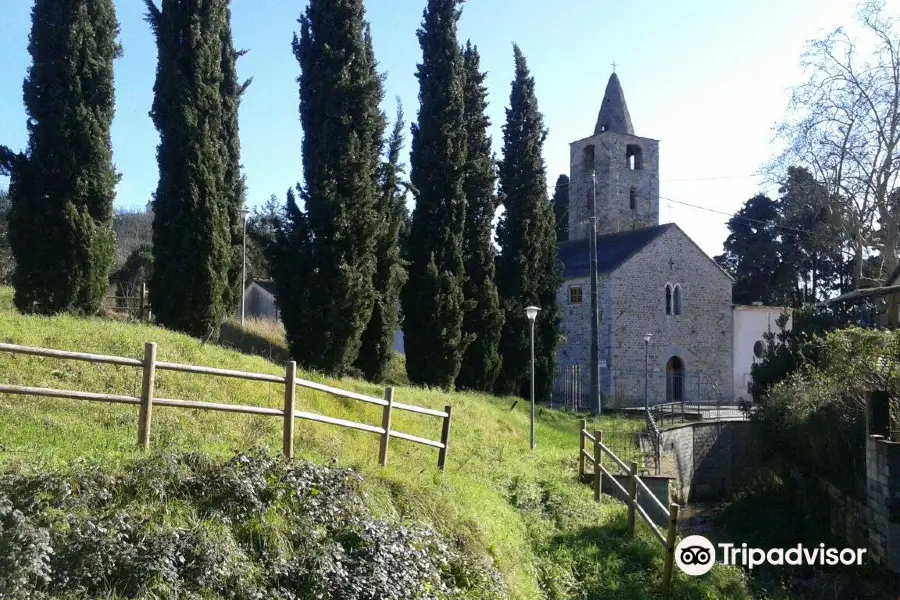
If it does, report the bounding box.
[567,72,659,240]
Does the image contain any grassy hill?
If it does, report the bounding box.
[0,288,758,599]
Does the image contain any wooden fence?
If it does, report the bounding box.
[104,283,150,320]
[0,341,452,470]
[578,420,680,596]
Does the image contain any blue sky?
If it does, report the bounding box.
[0,0,854,258]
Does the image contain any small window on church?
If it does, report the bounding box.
[673,285,683,316]
[665,285,672,315]
[629,188,637,210]
[626,144,643,170]
[569,286,583,305]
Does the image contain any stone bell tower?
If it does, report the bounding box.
[568,72,660,240]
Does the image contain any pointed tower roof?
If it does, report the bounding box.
[594,72,634,136]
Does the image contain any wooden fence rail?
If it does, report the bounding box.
[579,420,680,597]
[0,341,452,471]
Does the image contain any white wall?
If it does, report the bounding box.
[732,306,792,402]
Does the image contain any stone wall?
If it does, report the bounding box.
[659,420,759,503]
[609,227,734,405]
[568,132,660,240]
[553,227,734,407]
[865,435,900,572]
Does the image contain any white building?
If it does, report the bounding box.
[731,304,792,403]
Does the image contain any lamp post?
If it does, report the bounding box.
[644,333,652,412]
[240,206,250,327]
[526,305,540,450]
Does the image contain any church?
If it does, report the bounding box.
[554,73,778,409]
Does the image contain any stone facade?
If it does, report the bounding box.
[608,228,733,404]
[568,132,660,240]
[554,72,734,407]
[555,227,733,407]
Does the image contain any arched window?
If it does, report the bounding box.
[665,284,672,315]
[626,144,643,170]
[673,285,682,316]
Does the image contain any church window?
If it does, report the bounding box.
[673,285,683,316]
[665,284,672,315]
[569,286,583,305]
[583,144,595,171]
[626,144,643,170]
[629,188,637,210]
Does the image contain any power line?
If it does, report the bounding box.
[662,174,761,182]
[546,180,831,243]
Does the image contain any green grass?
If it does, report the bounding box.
[0,287,758,599]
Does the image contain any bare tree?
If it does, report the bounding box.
[770,0,900,287]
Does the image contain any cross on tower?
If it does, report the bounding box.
[669,257,675,270]
[611,61,617,72]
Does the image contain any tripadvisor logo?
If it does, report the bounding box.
[674,535,867,576]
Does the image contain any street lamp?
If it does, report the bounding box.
[240,206,250,327]
[526,305,541,450]
[644,333,652,412]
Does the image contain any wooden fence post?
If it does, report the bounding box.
[438,405,452,470]
[378,387,394,466]
[283,361,297,460]
[578,418,587,480]
[137,342,157,450]
[593,430,603,502]
[661,503,680,596]
[626,461,638,537]
[139,283,146,321]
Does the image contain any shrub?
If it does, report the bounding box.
[752,327,900,496]
[0,451,505,599]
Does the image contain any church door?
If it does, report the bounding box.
[665,356,684,403]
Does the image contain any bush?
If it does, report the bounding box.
[0,451,505,599]
[752,327,900,496]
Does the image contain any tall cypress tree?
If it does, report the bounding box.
[220,6,252,315]
[495,45,563,401]
[402,0,469,389]
[269,0,383,375]
[0,0,120,315]
[456,42,504,392]
[355,103,408,382]
[552,174,569,242]
[145,0,231,339]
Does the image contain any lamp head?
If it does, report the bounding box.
[644,333,652,343]
[525,306,540,321]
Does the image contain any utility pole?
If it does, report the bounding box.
[590,170,601,416]
[240,207,249,327]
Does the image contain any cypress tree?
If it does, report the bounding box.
[220,6,252,315]
[270,0,383,375]
[456,42,504,392]
[402,0,469,389]
[355,103,409,382]
[552,174,569,242]
[495,45,563,401]
[145,0,231,339]
[0,0,120,315]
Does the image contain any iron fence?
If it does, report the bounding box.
[553,364,744,423]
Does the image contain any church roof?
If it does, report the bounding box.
[594,72,634,136]
[558,224,675,278]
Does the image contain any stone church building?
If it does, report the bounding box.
[554,73,740,408]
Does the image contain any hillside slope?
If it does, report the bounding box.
[0,288,756,599]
